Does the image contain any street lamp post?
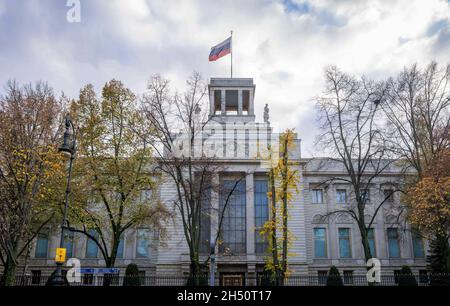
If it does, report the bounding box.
[209,242,215,286]
[48,114,76,286]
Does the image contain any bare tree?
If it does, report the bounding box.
[383,62,450,178]
[142,72,245,279]
[315,66,403,268]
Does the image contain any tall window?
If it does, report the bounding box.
[336,189,347,204]
[63,230,74,258]
[254,180,269,254]
[343,271,354,285]
[136,229,151,258]
[311,189,324,204]
[412,232,425,258]
[387,228,400,258]
[85,230,99,258]
[338,228,352,258]
[367,228,376,257]
[116,234,125,258]
[35,232,49,258]
[314,228,327,258]
[219,179,246,254]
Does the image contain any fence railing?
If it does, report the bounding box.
[2,273,450,286]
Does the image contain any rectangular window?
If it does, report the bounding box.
[63,230,74,258]
[383,189,394,203]
[343,271,354,285]
[116,234,125,259]
[412,232,425,258]
[318,271,328,285]
[85,230,99,258]
[225,90,238,113]
[387,228,400,258]
[136,229,151,258]
[336,189,347,204]
[83,273,94,285]
[31,270,41,285]
[219,179,246,254]
[311,189,323,204]
[139,271,146,285]
[314,228,327,258]
[338,228,352,258]
[254,180,269,254]
[368,228,376,257]
[35,232,49,258]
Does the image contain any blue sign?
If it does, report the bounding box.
[79,268,119,274]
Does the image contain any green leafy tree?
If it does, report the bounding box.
[397,266,418,286]
[427,236,450,286]
[67,80,170,278]
[0,81,65,286]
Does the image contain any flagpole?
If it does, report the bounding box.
[230,30,233,78]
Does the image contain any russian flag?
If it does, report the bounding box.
[209,36,232,61]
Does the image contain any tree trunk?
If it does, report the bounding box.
[2,256,17,286]
[358,224,374,286]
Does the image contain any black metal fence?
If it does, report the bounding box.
[3,273,450,286]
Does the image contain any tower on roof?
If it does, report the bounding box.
[208,78,255,123]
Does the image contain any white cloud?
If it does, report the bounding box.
[0,0,449,156]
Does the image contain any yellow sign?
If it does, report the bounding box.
[55,248,66,263]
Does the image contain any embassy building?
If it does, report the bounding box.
[24,77,428,285]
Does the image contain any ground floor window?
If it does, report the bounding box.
[83,273,94,285]
[31,270,41,285]
[343,270,353,284]
[318,270,328,285]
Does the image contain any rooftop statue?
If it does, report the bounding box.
[264,103,270,124]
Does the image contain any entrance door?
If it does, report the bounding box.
[221,274,244,286]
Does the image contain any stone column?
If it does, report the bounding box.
[238,90,243,115]
[248,90,254,116]
[246,172,255,255]
[209,89,215,117]
[221,90,226,115]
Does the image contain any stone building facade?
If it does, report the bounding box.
[23,77,428,284]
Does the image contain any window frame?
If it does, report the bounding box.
[254,179,269,254]
[313,227,328,258]
[35,232,49,259]
[136,228,151,258]
[311,189,324,204]
[85,229,99,259]
[411,231,425,258]
[367,228,376,257]
[387,228,401,258]
[338,228,352,258]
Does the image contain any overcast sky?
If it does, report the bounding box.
[0,0,449,156]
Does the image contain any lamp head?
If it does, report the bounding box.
[58,130,73,155]
[58,114,74,156]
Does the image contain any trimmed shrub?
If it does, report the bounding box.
[397,266,418,286]
[123,263,140,286]
[326,266,343,286]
